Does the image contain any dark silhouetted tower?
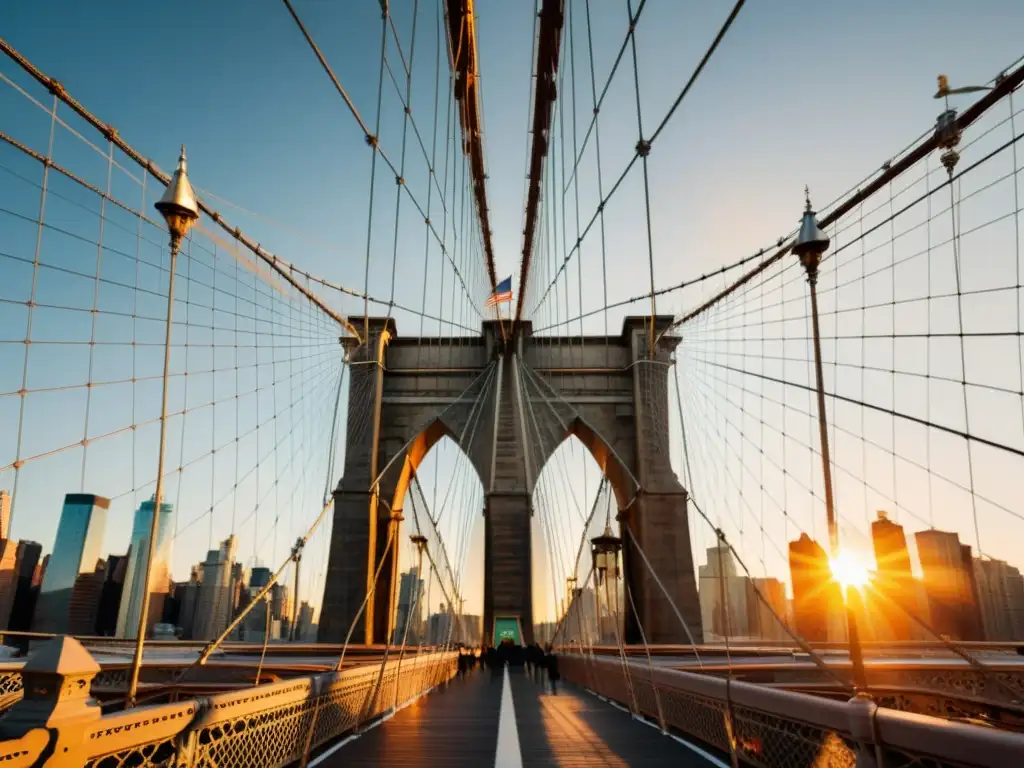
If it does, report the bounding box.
[96,553,129,636]
[870,511,914,640]
[788,534,831,642]
[916,530,982,641]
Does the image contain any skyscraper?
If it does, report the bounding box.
[0,490,11,540]
[393,567,424,643]
[915,530,982,641]
[698,544,750,639]
[457,614,482,646]
[249,566,272,589]
[788,533,832,643]
[192,536,237,640]
[749,577,789,641]
[230,562,246,622]
[427,602,453,645]
[563,586,598,645]
[177,566,203,639]
[870,511,914,640]
[973,558,1024,641]
[241,593,271,642]
[8,540,41,632]
[0,490,17,628]
[960,544,985,640]
[96,553,129,636]
[116,497,175,638]
[68,558,106,634]
[296,601,315,642]
[34,494,109,634]
[34,554,48,588]
[270,581,290,635]
[233,565,269,640]
[240,579,289,642]
[0,541,18,629]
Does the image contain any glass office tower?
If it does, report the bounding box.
[116,496,175,638]
[33,493,109,634]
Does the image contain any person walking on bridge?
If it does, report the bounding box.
[529,643,544,682]
[543,644,560,695]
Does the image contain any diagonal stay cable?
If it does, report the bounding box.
[279,0,481,318]
[561,0,648,197]
[531,102,1012,334]
[685,352,1024,532]
[647,0,745,146]
[409,472,461,599]
[371,362,497,491]
[520,360,642,497]
[531,0,747,319]
[672,56,1024,330]
[670,128,1024,341]
[281,0,374,137]
[0,37,360,341]
[0,136,477,336]
[703,357,1024,461]
[517,362,578,596]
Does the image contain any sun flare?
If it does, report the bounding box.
[829,551,871,592]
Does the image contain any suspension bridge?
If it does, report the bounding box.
[0,1,1023,765]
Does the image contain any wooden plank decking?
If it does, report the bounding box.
[313,664,721,767]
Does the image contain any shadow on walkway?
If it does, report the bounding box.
[510,666,719,767]
[312,667,502,767]
[313,664,722,767]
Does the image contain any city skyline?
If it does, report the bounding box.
[0,493,320,643]
[5,475,1024,642]
[696,510,1024,644]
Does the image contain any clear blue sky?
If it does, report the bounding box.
[5,1,1020,304]
[2,1,1023,626]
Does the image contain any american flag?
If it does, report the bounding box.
[485,276,513,307]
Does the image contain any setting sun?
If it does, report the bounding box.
[829,551,871,592]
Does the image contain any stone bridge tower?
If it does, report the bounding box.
[318,316,702,646]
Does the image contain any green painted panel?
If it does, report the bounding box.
[492,616,522,646]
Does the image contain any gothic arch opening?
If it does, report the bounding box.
[388,425,485,648]
[558,416,637,510]
[531,433,620,645]
[389,417,457,517]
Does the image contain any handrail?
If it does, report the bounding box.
[0,650,456,766]
[561,654,1024,768]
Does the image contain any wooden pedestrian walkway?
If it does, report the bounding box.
[311,663,722,767]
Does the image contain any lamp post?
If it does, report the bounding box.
[565,576,576,636]
[289,537,303,641]
[795,189,872,692]
[793,188,838,557]
[591,522,622,644]
[844,586,869,691]
[126,147,199,708]
[591,521,640,714]
[564,576,578,646]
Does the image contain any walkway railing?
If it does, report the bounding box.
[560,654,1024,768]
[0,659,335,715]
[0,638,457,767]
